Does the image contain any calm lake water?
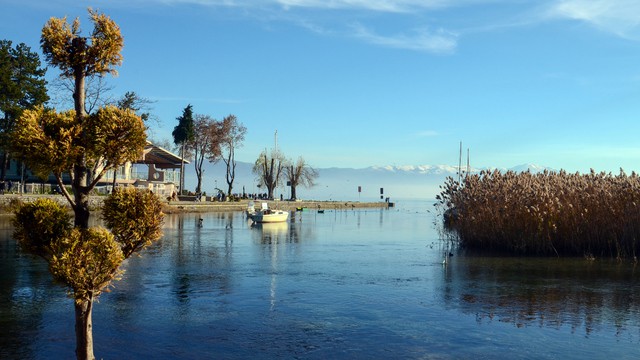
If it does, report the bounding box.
[2,201,640,359]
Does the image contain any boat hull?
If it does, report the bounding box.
[249,210,289,223]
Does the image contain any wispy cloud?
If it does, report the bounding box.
[547,0,640,40]
[351,24,457,54]
[274,0,448,12]
[151,96,245,104]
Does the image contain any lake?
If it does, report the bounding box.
[1,201,640,359]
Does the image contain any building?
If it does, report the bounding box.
[5,141,188,197]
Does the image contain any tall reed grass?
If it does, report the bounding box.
[437,169,640,259]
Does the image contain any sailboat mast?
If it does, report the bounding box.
[467,148,470,175]
[458,141,462,183]
[274,130,278,153]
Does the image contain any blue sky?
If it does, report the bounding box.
[3,0,640,172]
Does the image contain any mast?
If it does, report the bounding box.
[458,141,462,183]
[466,148,470,176]
[274,130,278,154]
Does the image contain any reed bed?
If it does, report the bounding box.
[437,169,640,259]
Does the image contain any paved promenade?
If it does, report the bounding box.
[0,193,390,214]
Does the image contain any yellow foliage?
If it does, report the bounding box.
[11,104,147,181]
[13,198,73,258]
[85,105,146,168]
[11,107,81,178]
[102,188,164,258]
[48,227,124,303]
[41,8,123,78]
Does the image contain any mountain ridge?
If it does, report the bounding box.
[184,161,553,201]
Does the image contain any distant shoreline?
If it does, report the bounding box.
[162,199,390,214]
[0,194,390,214]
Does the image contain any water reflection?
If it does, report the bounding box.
[252,222,289,244]
[2,205,640,359]
[251,222,289,311]
[441,256,640,336]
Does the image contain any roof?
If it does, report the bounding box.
[136,141,189,169]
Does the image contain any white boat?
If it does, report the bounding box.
[247,202,289,223]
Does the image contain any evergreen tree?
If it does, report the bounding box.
[0,40,48,180]
[172,104,195,194]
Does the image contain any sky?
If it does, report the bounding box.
[2,0,640,173]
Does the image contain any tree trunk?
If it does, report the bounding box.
[226,168,234,197]
[196,176,202,195]
[291,185,297,200]
[225,152,235,197]
[73,199,91,229]
[0,152,6,181]
[180,143,185,195]
[74,296,95,360]
[267,157,275,200]
[73,165,91,229]
[73,66,86,117]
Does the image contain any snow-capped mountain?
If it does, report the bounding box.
[183,162,552,201]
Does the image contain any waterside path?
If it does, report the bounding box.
[162,199,389,213]
[0,194,389,214]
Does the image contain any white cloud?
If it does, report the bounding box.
[547,0,640,39]
[351,24,457,53]
[275,0,449,12]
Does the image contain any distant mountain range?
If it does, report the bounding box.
[183,161,552,201]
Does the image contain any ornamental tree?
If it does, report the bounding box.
[13,189,164,360]
[11,9,162,360]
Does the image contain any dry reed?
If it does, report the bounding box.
[437,169,640,259]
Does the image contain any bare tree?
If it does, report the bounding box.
[283,156,318,200]
[253,149,285,200]
[48,74,114,114]
[220,114,246,197]
[150,137,179,154]
[187,114,223,194]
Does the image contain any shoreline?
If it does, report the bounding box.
[162,199,390,214]
[0,194,391,214]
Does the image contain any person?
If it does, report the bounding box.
[7,180,12,193]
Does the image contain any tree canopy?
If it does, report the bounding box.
[40,8,123,79]
[189,114,223,194]
[172,104,195,146]
[253,149,285,200]
[0,40,48,122]
[0,40,49,179]
[172,104,195,194]
[11,105,146,197]
[283,157,318,200]
[221,115,246,197]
